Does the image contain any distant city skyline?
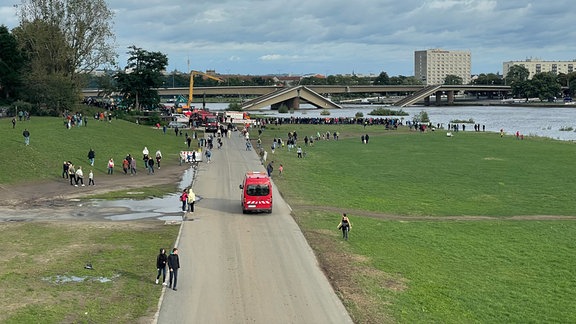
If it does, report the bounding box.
[2,0,576,76]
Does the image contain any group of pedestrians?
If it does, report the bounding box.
[62,161,94,187]
[179,187,196,213]
[155,248,181,291]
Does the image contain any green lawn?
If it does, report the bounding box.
[259,123,576,323]
[1,115,194,184]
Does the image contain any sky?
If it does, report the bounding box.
[1,0,576,76]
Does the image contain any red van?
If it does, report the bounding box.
[239,172,272,213]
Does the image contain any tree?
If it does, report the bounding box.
[373,72,390,85]
[444,74,463,85]
[16,0,116,78]
[0,25,26,100]
[13,20,78,112]
[473,73,504,85]
[115,46,168,111]
[505,65,530,85]
[531,72,562,101]
[389,75,422,85]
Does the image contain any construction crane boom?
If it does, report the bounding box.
[187,70,224,108]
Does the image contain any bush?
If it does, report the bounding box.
[368,107,409,116]
[278,104,289,113]
[320,109,331,116]
[413,110,430,123]
[228,101,243,111]
[355,112,364,118]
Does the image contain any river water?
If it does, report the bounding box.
[206,103,576,141]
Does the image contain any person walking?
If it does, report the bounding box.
[156,248,168,285]
[147,157,155,174]
[23,129,30,146]
[180,189,188,212]
[167,248,180,291]
[122,158,129,175]
[87,148,95,166]
[62,161,69,179]
[337,213,352,241]
[130,156,137,175]
[75,166,85,187]
[12,118,16,129]
[107,158,114,174]
[278,164,283,176]
[68,163,76,186]
[88,170,95,186]
[187,188,196,213]
[155,150,162,169]
[205,149,212,163]
[266,161,274,177]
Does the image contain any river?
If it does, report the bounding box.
[204,103,576,141]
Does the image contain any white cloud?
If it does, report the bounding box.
[2,0,576,76]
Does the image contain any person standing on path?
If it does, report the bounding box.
[156,248,168,285]
[75,166,85,186]
[167,248,180,291]
[107,158,114,174]
[180,189,188,212]
[187,188,195,213]
[68,163,76,186]
[337,213,352,241]
[23,129,30,145]
[88,170,95,186]
[147,157,155,174]
[155,150,162,169]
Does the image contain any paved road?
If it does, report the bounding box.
[156,131,352,323]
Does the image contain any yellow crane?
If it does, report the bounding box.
[186,70,224,108]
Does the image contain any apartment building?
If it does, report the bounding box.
[414,49,472,85]
[503,59,576,79]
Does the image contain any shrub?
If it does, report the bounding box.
[413,110,430,123]
[278,104,289,113]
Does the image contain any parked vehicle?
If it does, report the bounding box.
[168,121,188,129]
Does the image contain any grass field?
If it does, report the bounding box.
[1,115,194,184]
[0,221,179,323]
[257,123,576,323]
[2,115,576,322]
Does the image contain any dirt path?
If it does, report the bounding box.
[0,162,187,208]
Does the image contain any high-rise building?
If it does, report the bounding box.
[414,49,472,85]
[503,59,576,79]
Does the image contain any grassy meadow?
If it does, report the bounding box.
[258,122,576,323]
[0,221,179,323]
[1,115,195,184]
[2,115,576,322]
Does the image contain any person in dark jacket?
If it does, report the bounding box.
[87,148,95,166]
[168,248,180,290]
[156,248,168,285]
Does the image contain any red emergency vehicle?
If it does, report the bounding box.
[239,172,273,213]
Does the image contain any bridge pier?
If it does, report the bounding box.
[271,97,300,110]
[435,91,442,105]
[447,90,454,105]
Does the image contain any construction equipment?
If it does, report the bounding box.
[186,71,223,108]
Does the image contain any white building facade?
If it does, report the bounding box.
[414,49,472,85]
[503,59,576,79]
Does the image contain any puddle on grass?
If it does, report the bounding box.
[43,274,120,284]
